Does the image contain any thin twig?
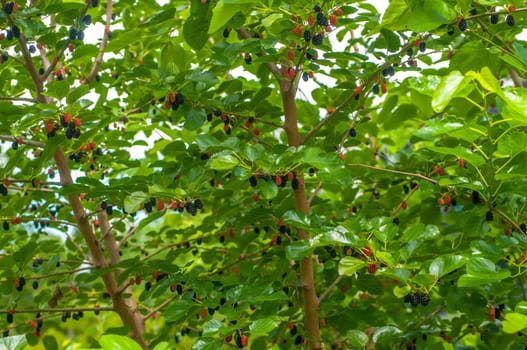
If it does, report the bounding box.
[6,185,58,194]
[508,67,523,88]
[494,207,525,235]
[85,0,113,83]
[4,9,44,99]
[237,28,281,78]
[0,306,113,314]
[200,245,272,278]
[0,96,37,103]
[3,52,25,66]
[5,179,61,186]
[64,230,88,258]
[0,255,90,265]
[0,217,77,227]
[307,181,323,206]
[0,135,45,147]
[347,163,438,184]
[318,275,342,305]
[143,293,179,321]
[42,4,91,83]
[0,267,96,283]
[238,125,273,148]
[118,225,138,247]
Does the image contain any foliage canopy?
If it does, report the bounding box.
[1,0,527,349]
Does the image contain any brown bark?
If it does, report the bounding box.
[280,80,322,349]
[10,0,148,344]
[54,148,148,348]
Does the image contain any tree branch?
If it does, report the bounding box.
[10,2,147,346]
[494,207,525,235]
[0,255,90,265]
[0,96,37,103]
[0,217,76,228]
[347,163,438,184]
[5,179,61,186]
[143,293,179,321]
[200,245,272,278]
[98,210,121,267]
[0,306,114,314]
[237,28,281,78]
[53,146,148,349]
[41,4,91,83]
[307,181,323,206]
[0,267,94,284]
[508,67,523,88]
[6,185,58,194]
[302,88,363,145]
[4,11,44,100]
[280,73,322,348]
[0,135,45,147]
[118,225,138,247]
[318,275,342,305]
[85,0,113,84]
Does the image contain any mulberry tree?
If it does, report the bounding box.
[1,0,527,349]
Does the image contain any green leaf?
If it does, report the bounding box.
[338,257,367,276]
[393,285,412,298]
[373,223,398,244]
[209,1,252,34]
[44,80,70,100]
[285,240,313,261]
[380,0,409,30]
[153,342,171,350]
[452,45,501,73]
[105,29,142,52]
[249,318,277,335]
[314,226,360,246]
[425,145,486,167]
[414,121,465,140]
[259,180,278,200]
[124,191,149,213]
[458,268,510,287]
[380,28,400,52]
[466,67,501,93]
[401,224,440,242]
[283,210,311,229]
[467,257,497,273]
[160,41,186,75]
[495,132,527,158]
[203,319,224,337]
[515,302,527,314]
[208,151,240,170]
[502,313,527,334]
[432,71,471,112]
[429,255,467,279]
[164,298,193,323]
[99,335,142,350]
[372,326,402,343]
[301,147,339,169]
[140,8,176,26]
[195,134,221,149]
[502,88,527,124]
[66,85,90,104]
[184,109,206,131]
[43,335,58,350]
[346,329,369,347]
[184,0,212,51]
[0,335,27,350]
[381,0,454,32]
[513,42,527,69]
